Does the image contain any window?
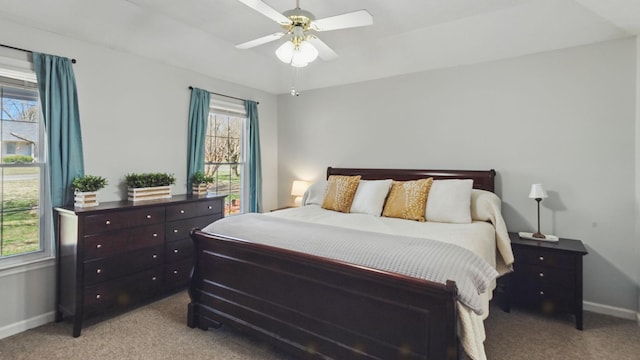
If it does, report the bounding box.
[204,98,247,216]
[0,49,50,268]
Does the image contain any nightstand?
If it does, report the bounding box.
[508,232,588,330]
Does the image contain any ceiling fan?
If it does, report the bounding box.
[235,0,373,67]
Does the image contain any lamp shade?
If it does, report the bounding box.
[275,40,318,68]
[528,184,548,199]
[291,180,309,197]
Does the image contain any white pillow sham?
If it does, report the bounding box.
[470,189,501,222]
[350,179,393,216]
[302,180,328,206]
[425,179,473,224]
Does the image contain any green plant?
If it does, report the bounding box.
[191,171,214,184]
[125,172,176,188]
[71,175,108,192]
[2,155,34,164]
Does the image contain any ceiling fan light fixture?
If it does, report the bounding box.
[275,40,318,67]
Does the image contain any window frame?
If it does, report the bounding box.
[205,97,249,216]
[0,48,53,272]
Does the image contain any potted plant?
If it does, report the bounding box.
[191,171,214,195]
[71,174,108,207]
[125,172,176,202]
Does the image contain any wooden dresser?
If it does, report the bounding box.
[55,194,225,337]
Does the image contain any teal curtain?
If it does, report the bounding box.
[246,100,262,213]
[187,88,210,192]
[33,52,84,207]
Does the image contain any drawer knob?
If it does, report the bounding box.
[180,210,185,214]
[173,270,178,274]
[152,276,157,281]
[96,244,102,249]
[539,291,544,295]
[173,249,179,253]
[96,294,101,299]
[146,214,152,219]
[153,233,158,237]
[539,256,544,261]
[152,254,158,259]
[96,269,102,274]
[539,272,544,278]
[173,229,179,233]
[105,220,111,225]
[208,206,212,209]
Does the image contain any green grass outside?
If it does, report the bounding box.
[0,167,40,256]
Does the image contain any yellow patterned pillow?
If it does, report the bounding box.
[382,178,433,221]
[322,175,361,213]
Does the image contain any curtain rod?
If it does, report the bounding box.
[188,86,258,105]
[0,43,77,64]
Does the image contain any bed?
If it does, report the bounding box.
[187,167,513,360]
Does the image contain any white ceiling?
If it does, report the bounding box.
[1,0,639,94]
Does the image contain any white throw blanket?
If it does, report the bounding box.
[203,213,499,315]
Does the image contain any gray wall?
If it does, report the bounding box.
[278,38,638,312]
[0,18,279,337]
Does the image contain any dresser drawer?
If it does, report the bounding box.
[513,246,575,270]
[164,258,193,290]
[165,214,221,242]
[83,207,165,234]
[165,237,193,263]
[166,199,223,221]
[83,245,164,285]
[83,224,164,260]
[83,266,164,315]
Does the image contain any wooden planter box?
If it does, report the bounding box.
[128,186,171,202]
[192,183,208,196]
[74,191,98,208]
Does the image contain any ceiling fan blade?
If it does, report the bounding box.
[311,10,373,32]
[236,0,292,25]
[236,32,286,49]
[307,36,338,61]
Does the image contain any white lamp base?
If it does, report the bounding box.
[518,232,559,242]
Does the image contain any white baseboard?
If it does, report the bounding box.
[0,311,55,340]
[583,301,637,320]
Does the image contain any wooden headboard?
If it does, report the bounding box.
[326,167,496,193]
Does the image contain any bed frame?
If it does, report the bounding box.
[187,168,496,360]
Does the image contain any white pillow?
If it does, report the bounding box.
[470,189,501,222]
[425,179,473,223]
[350,179,393,216]
[302,180,328,206]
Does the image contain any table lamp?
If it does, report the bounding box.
[291,180,309,206]
[528,183,548,239]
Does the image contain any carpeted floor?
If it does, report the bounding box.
[1,291,638,359]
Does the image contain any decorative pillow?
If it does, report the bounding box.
[321,175,361,213]
[381,178,433,221]
[350,179,393,216]
[425,179,473,224]
[303,180,328,206]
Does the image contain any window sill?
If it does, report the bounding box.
[0,256,55,278]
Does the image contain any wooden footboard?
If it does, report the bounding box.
[188,229,459,360]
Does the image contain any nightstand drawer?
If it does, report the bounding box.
[514,247,575,270]
[511,283,575,314]
[513,264,575,287]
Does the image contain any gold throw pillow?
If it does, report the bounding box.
[382,178,433,221]
[322,175,361,213]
